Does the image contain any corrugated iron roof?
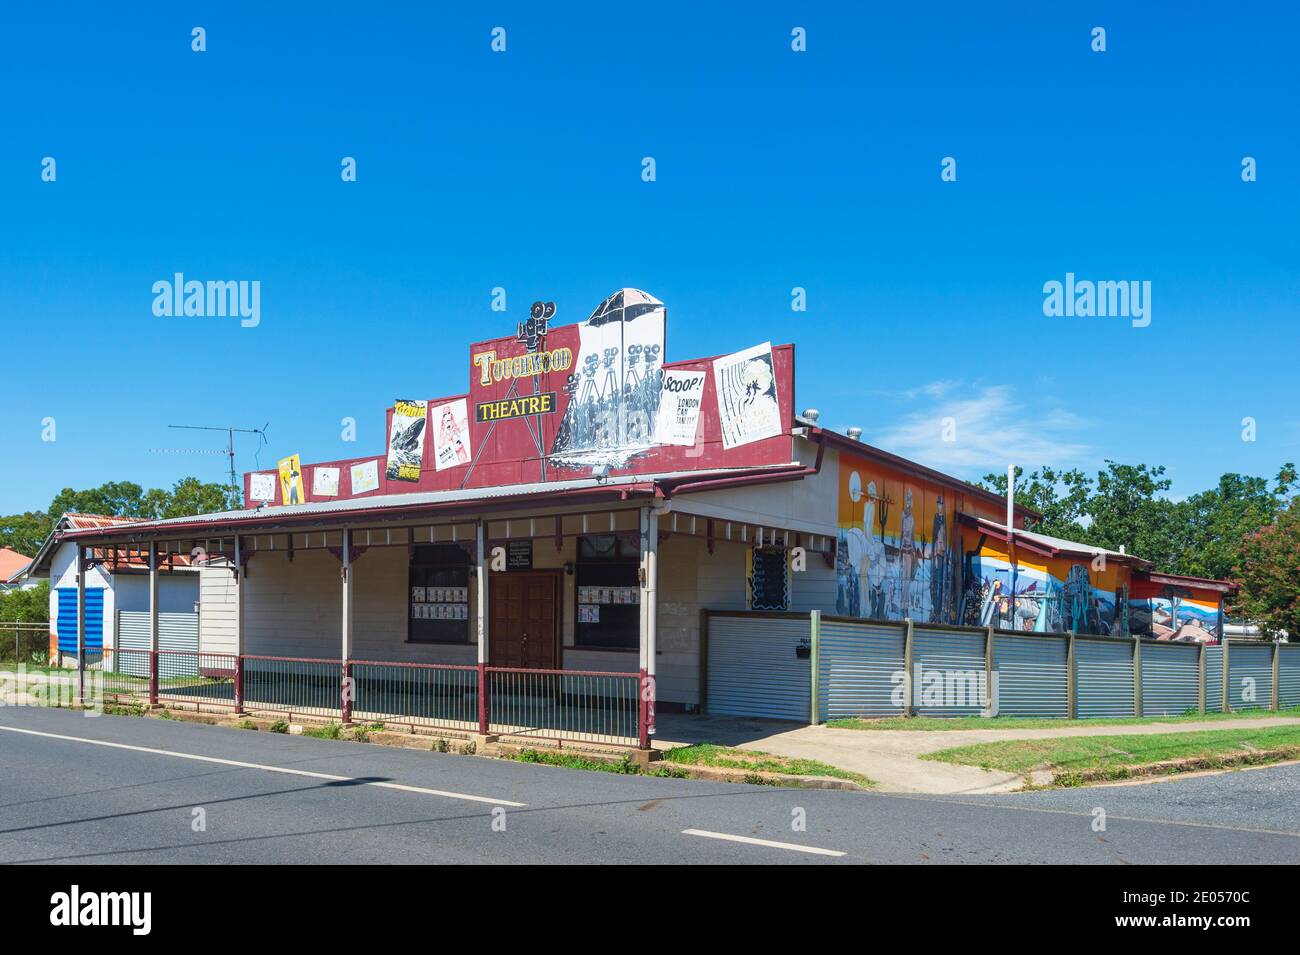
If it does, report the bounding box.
[57,465,807,540]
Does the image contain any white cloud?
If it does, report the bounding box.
[867,382,1090,478]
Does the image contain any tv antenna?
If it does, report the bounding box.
[167,422,270,500]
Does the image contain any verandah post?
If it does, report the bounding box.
[476,519,489,736]
[233,534,245,713]
[637,506,659,750]
[340,527,353,724]
[148,541,159,706]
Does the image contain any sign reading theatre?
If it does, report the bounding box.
[475,391,557,423]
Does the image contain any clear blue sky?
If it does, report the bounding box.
[2,2,1296,514]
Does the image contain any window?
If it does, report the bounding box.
[574,534,640,650]
[408,544,471,644]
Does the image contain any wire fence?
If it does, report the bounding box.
[0,622,49,667]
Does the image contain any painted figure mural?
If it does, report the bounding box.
[836,457,958,623]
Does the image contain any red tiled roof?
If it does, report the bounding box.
[61,514,194,569]
[0,547,32,581]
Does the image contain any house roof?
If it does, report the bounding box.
[53,464,815,542]
[796,421,1041,520]
[0,547,32,584]
[20,513,198,578]
[958,513,1154,569]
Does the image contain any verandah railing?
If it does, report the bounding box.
[84,650,647,746]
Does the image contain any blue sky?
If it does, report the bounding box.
[2,2,1296,515]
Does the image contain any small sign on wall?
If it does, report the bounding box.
[506,539,533,571]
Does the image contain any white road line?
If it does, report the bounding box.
[0,725,525,807]
[681,828,845,857]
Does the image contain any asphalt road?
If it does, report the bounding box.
[1,707,1297,865]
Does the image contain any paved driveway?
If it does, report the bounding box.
[654,712,1300,793]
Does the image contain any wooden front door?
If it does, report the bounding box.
[489,571,560,669]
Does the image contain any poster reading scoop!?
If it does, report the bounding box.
[654,369,706,446]
[386,399,428,482]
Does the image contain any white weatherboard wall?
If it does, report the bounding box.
[199,560,238,655]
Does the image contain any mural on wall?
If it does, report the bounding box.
[1129,579,1221,643]
[548,289,666,469]
[714,342,782,450]
[959,541,1123,636]
[836,456,959,623]
[386,399,428,482]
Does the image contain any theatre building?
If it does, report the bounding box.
[56,289,1233,744]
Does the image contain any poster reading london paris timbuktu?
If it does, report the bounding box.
[386,399,428,482]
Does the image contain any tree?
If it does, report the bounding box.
[0,511,53,557]
[979,465,1093,539]
[0,580,50,624]
[0,477,238,557]
[1171,464,1297,580]
[1232,497,1300,638]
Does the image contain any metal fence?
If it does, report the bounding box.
[55,649,644,746]
[706,610,1295,724]
[0,622,49,667]
[486,667,640,746]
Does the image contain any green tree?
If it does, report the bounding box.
[1232,497,1300,638]
[1,477,238,558]
[978,465,1093,539]
[0,511,53,556]
[0,580,50,624]
[1171,464,1297,580]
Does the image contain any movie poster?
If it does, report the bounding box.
[249,472,276,502]
[386,399,428,482]
[431,398,472,471]
[350,459,379,494]
[548,288,666,468]
[654,369,706,446]
[277,454,305,506]
[313,466,340,497]
[713,341,781,449]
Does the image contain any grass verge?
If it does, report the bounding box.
[506,749,686,778]
[828,706,1300,732]
[924,725,1300,785]
[661,743,872,786]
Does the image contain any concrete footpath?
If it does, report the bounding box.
[654,713,1300,794]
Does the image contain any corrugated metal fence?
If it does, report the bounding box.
[703,610,1294,724]
[116,611,200,676]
